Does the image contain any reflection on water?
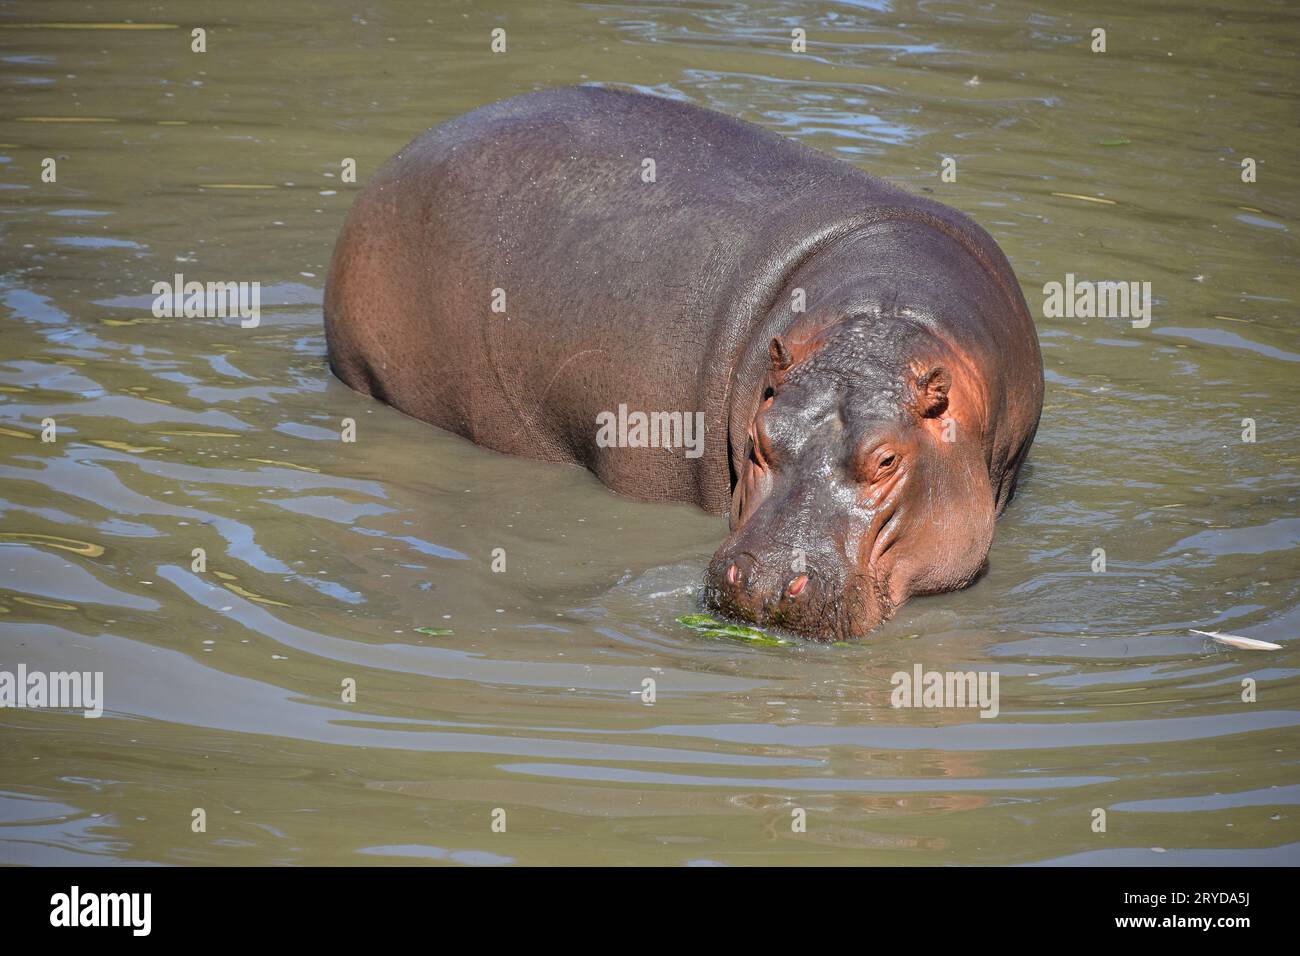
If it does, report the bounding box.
[1,0,1297,865]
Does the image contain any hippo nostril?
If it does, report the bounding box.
[788,573,808,598]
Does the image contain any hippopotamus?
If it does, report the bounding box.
[324,85,1043,641]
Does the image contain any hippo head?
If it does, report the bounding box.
[704,316,996,641]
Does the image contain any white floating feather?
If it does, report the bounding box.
[1190,629,1282,651]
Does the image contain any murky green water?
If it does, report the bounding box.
[1,0,1297,865]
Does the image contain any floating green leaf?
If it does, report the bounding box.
[415,626,454,637]
[676,613,794,647]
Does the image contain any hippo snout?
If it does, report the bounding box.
[712,551,812,607]
[703,548,862,640]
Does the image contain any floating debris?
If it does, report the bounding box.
[13,116,118,123]
[102,316,163,327]
[414,626,454,637]
[0,532,104,557]
[220,581,291,608]
[88,440,168,454]
[677,613,794,647]
[155,430,241,438]
[245,457,321,473]
[1191,629,1282,651]
[13,596,78,610]
[0,22,179,30]
[1050,191,1117,205]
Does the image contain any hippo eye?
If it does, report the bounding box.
[863,448,899,483]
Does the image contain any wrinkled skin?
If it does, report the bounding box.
[698,207,1043,640]
[704,319,999,640]
[325,86,1044,642]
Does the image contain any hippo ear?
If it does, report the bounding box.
[769,337,793,371]
[913,367,950,418]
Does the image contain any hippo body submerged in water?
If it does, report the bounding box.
[324,85,1044,640]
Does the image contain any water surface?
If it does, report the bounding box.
[1,0,1297,865]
